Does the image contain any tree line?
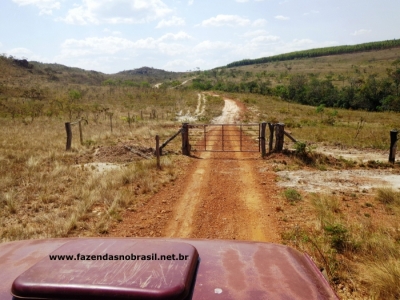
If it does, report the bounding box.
[226,39,400,68]
[191,61,400,112]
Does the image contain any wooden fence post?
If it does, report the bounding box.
[109,113,113,133]
[389,130,398,163]
[274,123,285,152]
[181,123,190,156]
[156,135,161,169]
[65,122,72,151]
[78,120,83,145]
[268,123,275,153]
[261,122,267,157]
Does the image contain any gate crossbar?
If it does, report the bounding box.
[189,123,260,152]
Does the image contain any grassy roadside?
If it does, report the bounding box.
[279,187,400,299]
[263,142,400,299]
[0,117,180,242]
[229,92,399,150]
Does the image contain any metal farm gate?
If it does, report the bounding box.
[188,123,260,152]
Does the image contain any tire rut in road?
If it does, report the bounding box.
[164,125,280,243]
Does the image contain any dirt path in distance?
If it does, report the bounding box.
[110,96,281,243]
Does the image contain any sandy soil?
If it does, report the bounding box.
[315,145,389,162]
[277,169,400,194]
[176,93,206,123]
[211,99,241,124]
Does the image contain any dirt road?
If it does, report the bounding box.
[111,97,281,243]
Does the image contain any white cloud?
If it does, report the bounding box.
[61,0,172,25]
[61,37,138,55]
[252,18,267,27]
[12,0,60,15]
[251,35,280,43]
[7,47,34,58]
[200,15,251,27]
[5,47,50,62]
[103,28,122,36]
[236,0,249,2]
[159,31,192,41]
[164,59,190,69]
[60,32,192,58]
[163,58,207,70]
[188,0,194,5]
[158,43,187,56]
[156,16,186,28]
[352,29,372,36]
[275,15,290,21]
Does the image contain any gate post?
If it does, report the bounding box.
[274,123,285,152]
[261,122,267,157]
[181,123,191,156]
[268,123,275,153]
[389,130,398,163]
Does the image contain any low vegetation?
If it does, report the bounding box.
[0,113,186,242]
[283,188,302,203]
[281,189,400,299]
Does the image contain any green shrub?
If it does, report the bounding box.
[294,141,307,155]
[284,188,302,203]
[324,223,349,253]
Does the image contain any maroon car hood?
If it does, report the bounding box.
[0,238,338,299]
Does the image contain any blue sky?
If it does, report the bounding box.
[1,0,399,74]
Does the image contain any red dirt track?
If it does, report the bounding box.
[110,97,282,243]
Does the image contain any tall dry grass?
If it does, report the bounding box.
[0,85,217,242]
[282,190,400,299]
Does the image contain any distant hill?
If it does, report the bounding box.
[114,66,184,83]
[117,66,175,76]
[0,56,185,86]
